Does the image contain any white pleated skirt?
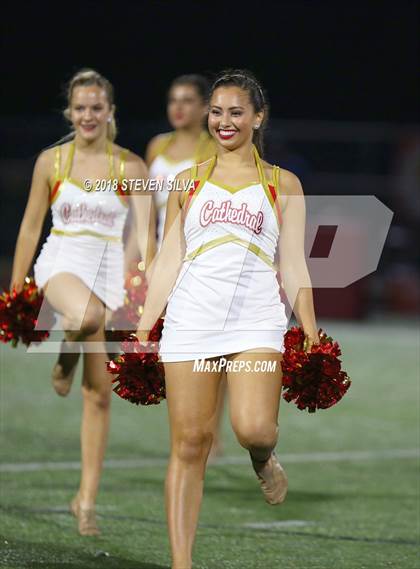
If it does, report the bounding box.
[33,232,125,311]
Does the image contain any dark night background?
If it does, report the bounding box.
[2,1,418,123]
[1,0,419,317]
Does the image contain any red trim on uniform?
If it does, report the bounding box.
[116,183,129,203]
[268,184,282,226]
[184,179,200,212]
[50,180,61,204]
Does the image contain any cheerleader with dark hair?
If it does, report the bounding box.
[136,69,319,568]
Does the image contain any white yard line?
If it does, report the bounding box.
[241,520,314,529]
[0,448,418,473]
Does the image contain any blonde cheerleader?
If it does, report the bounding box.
[10,69,156,536]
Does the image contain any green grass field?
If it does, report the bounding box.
[1,318,419,569]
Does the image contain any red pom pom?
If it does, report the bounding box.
[106,261,148,341]
[283,326,305,350]
[0,277,54,347]
[105,260,166,405]
[281,326,351,412]
[148,317,164,342]
[107,325,166,406]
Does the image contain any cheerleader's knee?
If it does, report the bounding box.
[233,421,278,453]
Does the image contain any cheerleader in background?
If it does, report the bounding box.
[9,69,156,535]
[124,74,215,262]
[146,74,216,248]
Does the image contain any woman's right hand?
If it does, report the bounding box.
[9,279,23,294]
[303,330,320,353]
[135,329,150,344]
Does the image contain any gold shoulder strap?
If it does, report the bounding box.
[272,165,280,190]
[191,163,198,178]
[272,165,282,213]
[119,148,129,182]
[63,142,75,179]
[154,133,174,158]
[253,145,268,187]
[53,146,61,180]
[180,157,215,208]
[253,146,282,228]
[180,164,198,207]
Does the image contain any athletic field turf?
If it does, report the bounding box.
[1,318,419,568]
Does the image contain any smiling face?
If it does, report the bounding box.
[167,83,207,129]
[69,85,113,142]
[208,85,264,150]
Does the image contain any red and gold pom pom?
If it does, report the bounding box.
[0,277,54,347]
[107,260,148,342]
[107,318,165,405]
[281,326,351,412]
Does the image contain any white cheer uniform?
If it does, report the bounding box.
[33,141,129,311]
[159,146,288,362]
[148,131,215,249]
